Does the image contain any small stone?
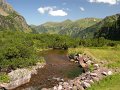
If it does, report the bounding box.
[90,73,97,77]
[81,77,86,80]
[92,77,99,81]
[63,82,69,86]
[69,80,74,87]
[100,61,104,64]
[78,54,82,58]
[73,79,81,86]
[108,71,112,75]
[63,82,69,88]
[75,61,79,63]
[41,88,48,90]
[102,71,107,76]
[83,58,88,62]
[81,81,91,88]
[77,85,84,90]
[53,86,57,90]
[94,64,99,69]
[86,60,92,65]
[59,82,63,85]
[61,79,64,82]
[86,71,90,75]
[73,86,78,90]
[70,59,74,62]
[89,80,94,84]
[74,56,78,60]
[84,80,94,84]
[58,85,62,90]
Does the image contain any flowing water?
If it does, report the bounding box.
[15,49,83,90]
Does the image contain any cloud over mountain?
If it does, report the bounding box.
[38,6,68,16]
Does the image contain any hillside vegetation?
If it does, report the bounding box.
[95,14,120,40]
[32,14,120,40]
[77,14,120,39]
[31,18,101,37]
[0,31,80,72]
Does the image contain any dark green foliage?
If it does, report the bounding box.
[0,31,79,71]
[94,14,120,40]
[0,30,118,72]
[77,14,120,40]
[78,37,117,47]
[31,33,79,49]
[0,31,37,71]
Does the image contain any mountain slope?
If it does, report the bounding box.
[77,14,120,40]
[94,14,120,40]
[0,0,31,32]
[59,18,101,37]
[31,18,101,36]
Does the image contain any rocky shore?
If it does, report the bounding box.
[42,53,113,90]
[0,62,46,90]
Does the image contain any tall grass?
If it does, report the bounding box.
[68,47,120,68]
[87,73,120,90]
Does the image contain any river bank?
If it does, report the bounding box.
[13,49,83,90]
[1,48,117,90]
[42,51,113,90]
[0,62,46,90]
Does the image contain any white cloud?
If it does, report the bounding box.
[88,0,120,5]
[38,6,68,16]
[49,10,67,16]
[80,7,85,11]
[38,7,52,14]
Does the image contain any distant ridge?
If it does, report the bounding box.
[31,18,101,36]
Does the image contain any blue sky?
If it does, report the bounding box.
[7,0,120,25]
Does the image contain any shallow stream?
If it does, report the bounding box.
[15,49,83,90]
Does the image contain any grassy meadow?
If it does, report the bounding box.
[68,46,120,90]
[87,73,120,90]
[68,46,120,68]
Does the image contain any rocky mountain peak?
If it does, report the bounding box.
[0,0,32,33]
[0,0,15,16]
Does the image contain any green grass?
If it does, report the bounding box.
[68,47,120,90]
[37,57,46,63]
[68,47,120,68]
[87,73,120,90]
[87,48,120,68]
[0,73,10,83]
[68,48,84,55]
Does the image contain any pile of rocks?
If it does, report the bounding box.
[69,53,94,64]
[42,54,113,90]
[0,62,46,90]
